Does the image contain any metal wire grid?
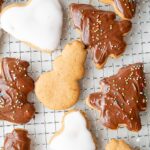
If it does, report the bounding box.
[0,0,150,149]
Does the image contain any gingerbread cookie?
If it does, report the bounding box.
[87,63,147,131]
[4,129,31,150]
[1,0,63,52]
[106,139,132,150]
[100,0,136,20]
[0,57,35,124]
[70,4,132,68]
[35,41,87,110]
[50,111,96,150]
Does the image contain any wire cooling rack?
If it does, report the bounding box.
[0,0,150,149]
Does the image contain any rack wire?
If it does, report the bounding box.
[0,0,150,149]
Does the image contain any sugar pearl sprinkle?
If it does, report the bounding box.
[116,0,136,13]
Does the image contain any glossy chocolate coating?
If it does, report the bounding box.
[114,0,136,19]
[70,4,132,68]
[88,63,147,131]
[0,0,3,5]
[0,58,35,124]
[4,129,30,150]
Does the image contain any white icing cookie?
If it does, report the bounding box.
[50,111,96,150]
[0,0,63,51]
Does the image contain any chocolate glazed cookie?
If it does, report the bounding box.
[70,4,132,68]
[4,129,30,150]
[100,0,136,19]
[0,58,35,124]
[87,63,147,131]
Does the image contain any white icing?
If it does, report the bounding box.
[1,0,63,51]
[49,111,96,150]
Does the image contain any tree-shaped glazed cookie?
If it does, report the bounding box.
[0,58,35,124]
[100,0,136,19]
[87,63,147,131]
[70,4,132,68]
[4,129,31,150]
[35,41,87,110]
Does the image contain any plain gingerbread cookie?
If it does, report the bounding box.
[49,111,96,150]
[106,139,132,150]
[0,0,63,52]
[35,41,87,110]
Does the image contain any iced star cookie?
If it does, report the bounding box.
[35,41,87,110]
[106,139,132,150]
[70,4,132,69]
[4,129,31,150]
[100,0,136,20]
[0,57,35,124]
[50,111,96,150]
[1,0,63,52]
[87,63,147,131]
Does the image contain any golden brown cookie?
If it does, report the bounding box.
[49,110,96,150]
[0,57,35,124]
[35,41,87,110]
[70,4,132,69]
[87,63,147,131]
[106,139,132,150]
[4,129,31,150]
[100,0,136,19]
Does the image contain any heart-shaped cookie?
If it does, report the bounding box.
[50,111,96,150]
[1,0,63,52]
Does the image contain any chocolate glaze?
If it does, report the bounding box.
[0,58,35,124]
[4,129,30,150]
[114,0,136,19]
[70,4,132,68]
[88,63,147,131]
[0,0,3,5]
